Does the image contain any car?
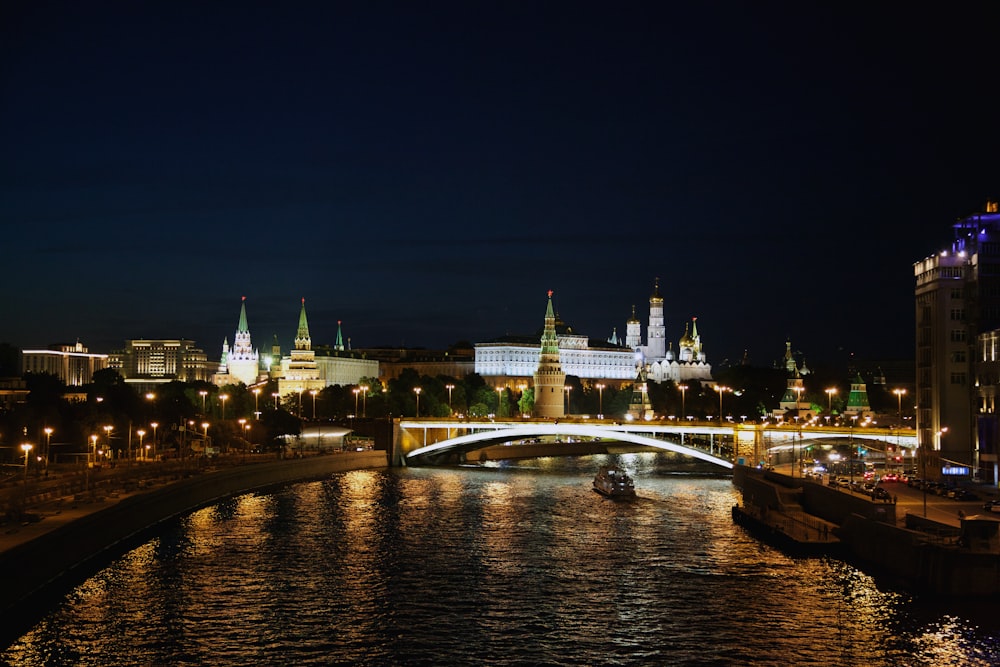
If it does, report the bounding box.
[953,490,978,501]
[983,500,1000,513]
[872,487,892,502]
[881,473,899,483]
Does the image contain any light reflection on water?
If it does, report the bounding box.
[3,453,999,666]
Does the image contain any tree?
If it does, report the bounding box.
[518,387,534,416]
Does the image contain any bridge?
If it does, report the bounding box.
[395,418,918,469]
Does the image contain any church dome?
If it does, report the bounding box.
[679,322,694,349]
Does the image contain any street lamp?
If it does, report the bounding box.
[298,389,304,417]
[825,388,837,413]
[715,385,729,421]
[564,385,572,414]
[202,422,210,452]
[414,387,422,417]
[445,384,455,411]
[220,393,229,420]
[199,390,208,413]
[678,384,688,420]
[496,387,504,417]
[43,427,53,471]
[361,385,369,418]
[353,388,360,415]
[272,392,281,411]
[596,383,605,419]
[310,389,318,419]
[893,388,907,425]
[137,429,145,460]
[252,388,261,419]
[150,422,159,458]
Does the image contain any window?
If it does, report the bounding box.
[952,350,967,363]
[951,373,967,385]
[951,329,967,342]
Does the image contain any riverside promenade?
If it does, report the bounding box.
[0,450,388,647]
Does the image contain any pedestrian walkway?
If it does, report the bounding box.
[0,480,169,554]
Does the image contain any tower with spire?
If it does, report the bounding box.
[625,305,642,349]
[845,373,872,418]
[213,296,260,386]
[278,298,325,402]
[645,278,666,360]
[334,320,346,351]
[532,290,567,418]
[630,279,713,384]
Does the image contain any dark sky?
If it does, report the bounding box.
[3,2,999,368]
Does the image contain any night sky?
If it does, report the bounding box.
[3,2,999,368]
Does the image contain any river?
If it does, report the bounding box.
[3,453,999,666]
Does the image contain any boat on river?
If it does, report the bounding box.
[593,466,636,498]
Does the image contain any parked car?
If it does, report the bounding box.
[983,500,1000,513]
[872,487,892,502]
[953,490,978,501]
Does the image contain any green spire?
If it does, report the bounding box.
[335,320,344,351]
[237,296,250,333]
[296,298,310,341]
[540,290,559,355]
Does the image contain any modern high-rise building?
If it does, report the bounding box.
[914,200,1000,482]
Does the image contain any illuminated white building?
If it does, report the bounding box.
[475,280,712,385]
[21,341,109,386]
[213,296,261,387]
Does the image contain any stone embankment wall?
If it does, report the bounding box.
[0,451,387,644]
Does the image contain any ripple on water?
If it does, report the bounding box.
[3,458,999,667]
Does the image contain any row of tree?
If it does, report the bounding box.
[1,364,908,464]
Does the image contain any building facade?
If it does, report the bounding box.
[915,200,1000,481]
[108,339,214,385]
[475,280,713,387]
[21,341,109,386]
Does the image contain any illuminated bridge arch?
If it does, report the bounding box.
[403,422,734,469]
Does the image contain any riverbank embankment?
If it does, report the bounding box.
[0,450,387,646]
[732,465,1000,596]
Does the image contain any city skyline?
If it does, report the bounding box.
[3,3,999,365]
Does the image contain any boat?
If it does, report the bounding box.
[593,465,636,498]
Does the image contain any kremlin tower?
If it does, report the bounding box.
[532,290,566,418]
[213,296,260,386]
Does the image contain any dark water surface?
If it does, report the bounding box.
[3,454,999,666]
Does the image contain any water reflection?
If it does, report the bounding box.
[3,454,999,666]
